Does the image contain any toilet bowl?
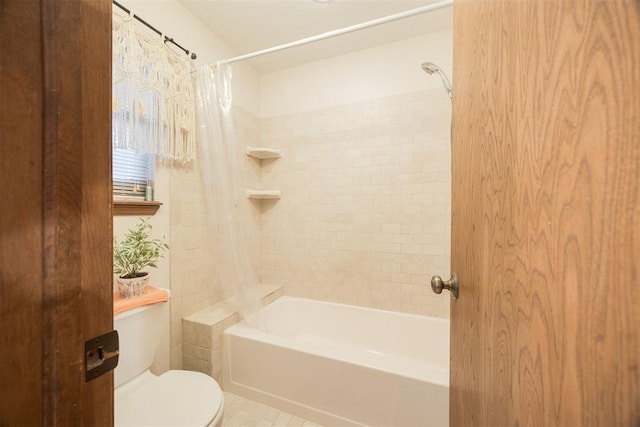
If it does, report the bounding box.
[115,370,224,426]
[114,292,224,426]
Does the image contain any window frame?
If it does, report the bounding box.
[112,147,162,217]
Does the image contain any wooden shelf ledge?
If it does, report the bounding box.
[114,200,162,216]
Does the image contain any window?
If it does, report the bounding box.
[111,11,195,215]
[111,87,161,215]
[112,147,154,200]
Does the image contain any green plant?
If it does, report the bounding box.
[113,218,169,278]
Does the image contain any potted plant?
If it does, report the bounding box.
[114,218,169,298]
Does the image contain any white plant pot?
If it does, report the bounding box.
[117,273,150,299]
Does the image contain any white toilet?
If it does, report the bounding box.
[114,292,224,426]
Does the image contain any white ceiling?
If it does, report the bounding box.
[178,0,453,72]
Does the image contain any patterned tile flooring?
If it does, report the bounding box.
[222,392,323,427]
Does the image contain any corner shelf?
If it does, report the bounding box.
[246,146,281,203]
[246,189,281,200]
[246,147,281,160]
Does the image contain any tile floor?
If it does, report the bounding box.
[222,392,322,427]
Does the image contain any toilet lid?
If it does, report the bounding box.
[116,370,223,426]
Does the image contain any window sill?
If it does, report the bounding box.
[113,200,162,216]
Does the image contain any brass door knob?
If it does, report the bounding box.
[431,273,459,299]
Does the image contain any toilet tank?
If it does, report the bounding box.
[114,294,170,388]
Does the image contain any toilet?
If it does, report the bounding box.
[114,292,224,426]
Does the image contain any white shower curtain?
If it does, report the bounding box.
[193,64,261,315]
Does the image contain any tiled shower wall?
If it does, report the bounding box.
[260,88,451,317]
[169,107,262,368]
[169,88,451,367]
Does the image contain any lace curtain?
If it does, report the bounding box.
[112,12,195,162]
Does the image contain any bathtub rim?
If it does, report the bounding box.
[238,295,451,327]
[225,295,450,387]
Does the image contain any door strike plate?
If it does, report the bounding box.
[85,330,119,382]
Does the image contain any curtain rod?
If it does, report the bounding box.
[219,0,452,65]
[112,0,197,60]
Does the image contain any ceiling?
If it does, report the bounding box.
[178,0,453,72]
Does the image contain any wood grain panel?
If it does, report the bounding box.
[452,0,640,425]
[41,0,64,421]
[450,0,493,424]
[80,0,114,422]
[46,0,113,423]
[1,0,112,424]
[42,0,85,423]
[0,1,45,424]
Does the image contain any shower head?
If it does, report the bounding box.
[421,61,453,100]
[421,62,440,74]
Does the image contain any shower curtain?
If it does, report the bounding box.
[192,64,261,315]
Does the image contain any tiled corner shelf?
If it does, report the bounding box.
[246,189,281,200]
[246,146,281,202]
[246,147,281,160]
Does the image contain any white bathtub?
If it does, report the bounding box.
[223,296,449,426]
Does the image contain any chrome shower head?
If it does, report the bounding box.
[421,61,453,100]
[421,62,440,74]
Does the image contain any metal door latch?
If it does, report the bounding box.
[85,330,119,382]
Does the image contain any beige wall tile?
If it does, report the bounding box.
[173,89,451,370]
[170,105,263,366]
[260,89,451,317]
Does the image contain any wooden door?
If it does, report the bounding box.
[0,0,113,424]
[450,0,640,425]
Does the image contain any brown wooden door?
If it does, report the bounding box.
[1,0,113,424]
[450,0,640,425]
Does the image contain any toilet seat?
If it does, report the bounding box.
[116,370,224,426]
